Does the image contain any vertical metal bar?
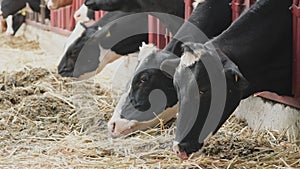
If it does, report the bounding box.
[65,6,72,30]
[184,0,193,20]
[50,11,57,27]
[34,12,39,22]
[292,0,300,97]
[40,0,46,24]
[231,0,246,21]
[157,19,166,49]
[148,15,158,46]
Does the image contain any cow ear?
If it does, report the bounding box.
[216,48,248,90]
[160,57,181,77]
[224,66,249,90]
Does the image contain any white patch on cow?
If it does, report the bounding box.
[5,15,13,35]
[0,5,3,16]
[76,38,121,80]
[75,44,121,80]
[179,49,202,68]
[193,0,205,9]
[135,42,158,71]
[172,141,180,152]
[58,22,86,63]
[179,51,201,67]
[74,4,90,23]
[138,42,158,61]
[96,45,122,74]
[47,0,54,10]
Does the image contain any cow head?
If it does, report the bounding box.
[171,42,248,159]
[107,43,180,138]
[58,13,148,80]
[58,22,99,78]
[5,12,26,36]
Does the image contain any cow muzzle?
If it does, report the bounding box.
[108,103,178,138]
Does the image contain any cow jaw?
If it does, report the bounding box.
[108,103,178,138]
[76,46,121,80]
[96,45,122,74]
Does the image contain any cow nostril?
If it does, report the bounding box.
[77,14,81,18]
[111,122,116,133]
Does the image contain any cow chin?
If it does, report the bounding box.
[76,70,97,80]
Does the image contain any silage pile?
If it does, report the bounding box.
[0,34,299,168]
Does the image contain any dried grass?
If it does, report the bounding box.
[0,33,299,169]
[0,33,40,50]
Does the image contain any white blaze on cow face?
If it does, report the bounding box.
[5,15,13,35]
[193,0,205,9]
[74,4,90,23]
[58,22,88,63]
[47,0,54,10]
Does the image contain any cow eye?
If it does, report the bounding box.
[140,75,149,84]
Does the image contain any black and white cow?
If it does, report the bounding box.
[58,0,186,79]
[0,12,26,35]
[108,0,233,137]
[0,0,50,35]
[58,11,149,79]
[108,0,293,160]
[172,0,292,159]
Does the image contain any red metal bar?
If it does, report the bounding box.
[256,92,300,109]
[231,0,245,21]
[50,11,57,27]
[184,0,193,20]
[94,11,106,21]
[94,11,102,21]
[157,19,167,49]
[65,6,72,31]
[62,8,67,29]
[231,0,257,21]
[292,0,300,97]
[26,19,71,36]
[148,15,158,46]
[165,29,170,44]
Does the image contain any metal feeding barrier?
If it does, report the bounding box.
[26,0,105,36]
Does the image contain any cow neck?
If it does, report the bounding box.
[210,0,293,97]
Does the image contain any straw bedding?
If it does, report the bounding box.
[0,34,299,168]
